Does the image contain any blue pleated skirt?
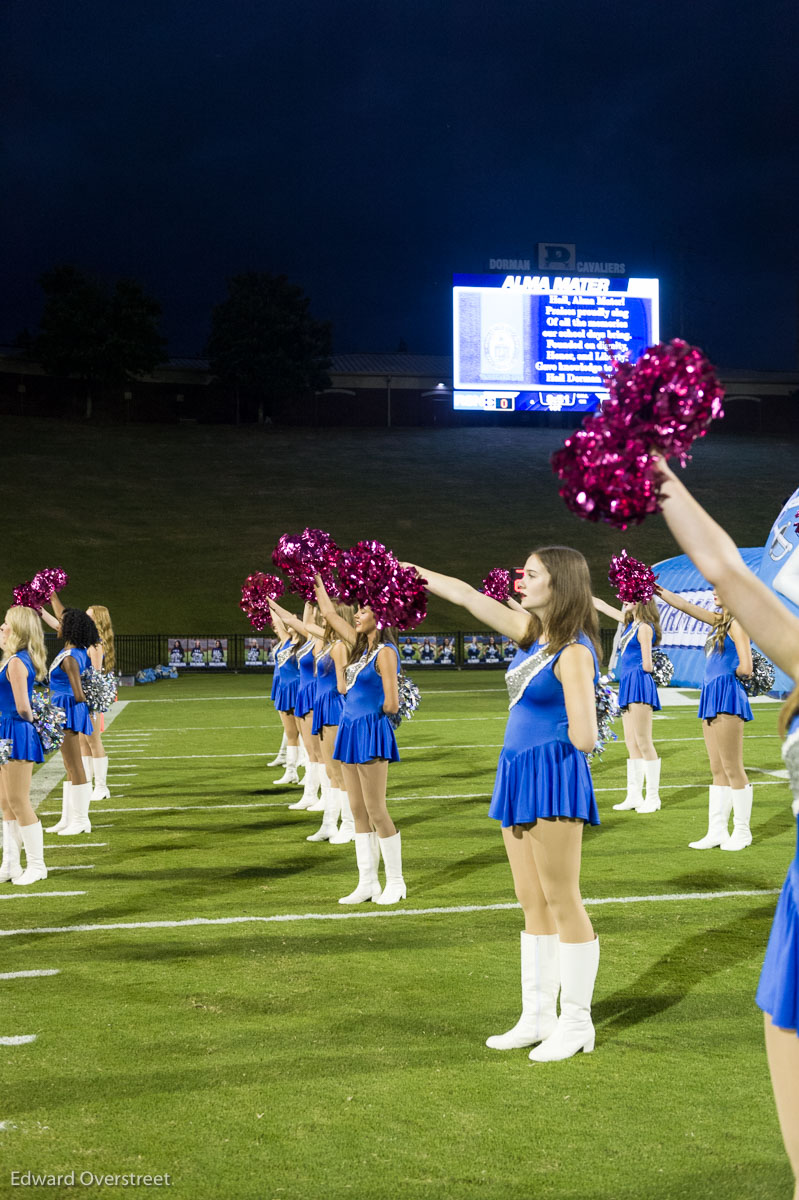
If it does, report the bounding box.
[333,712,400,764]
[698,677,753,722]
[273,679,299,714]
[618,669,661,711]
[312,691,344,736]
[50,694,94,735]
[756,848,799,1035]
[295,682,316,718]
[489,739,600,828]
[0,716,45,763]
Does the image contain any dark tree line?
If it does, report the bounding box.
[17,265,332,421]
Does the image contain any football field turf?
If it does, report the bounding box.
[2,673,795,1200]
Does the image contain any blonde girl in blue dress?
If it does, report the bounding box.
[411,547,601,1062]
[0,607,49,885]
[656,583,754,850]
[655,455,799,1199]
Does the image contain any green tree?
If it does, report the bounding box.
[34,265,167,418]
[206,272,332,422]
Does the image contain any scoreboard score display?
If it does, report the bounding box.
[453,273,659,413]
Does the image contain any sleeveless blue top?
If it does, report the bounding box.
[312,646,345,734]
[272,639,300,712]
[618,623,661,711]
[294,642,317,717]
[0,651,44,763]
[49,647,95,734]
[756,711,799,1033]
[489,634,600,827]
[334,643,401,764]
[698,634,752,722]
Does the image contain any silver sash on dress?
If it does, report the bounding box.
[344,647,381,692]
[505,643,560,709]
[275,644,295,669]
[296,639,315,662]
[782,726,799,818]
[48,648,71,678]
[617,621,641,659]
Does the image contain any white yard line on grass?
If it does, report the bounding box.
[42,843,106,849]
[0,892,86,901]
[0,969,60,980]
[0,1036,37,1045]
[31,700,129,808]
[125,689,508,704]
[0,888,781,940]
[48,865,95,871]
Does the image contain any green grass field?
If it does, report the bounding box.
[2,673,795,1200]
[4,417,798,632]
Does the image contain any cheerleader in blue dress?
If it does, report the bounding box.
[0,607,49,886]
[657,584,754,851]
[314,577,404,905]
[47,607,99,837]
[413,547,602,1062]
[656,455,799,1196]
[310,604,356,844]
[594,595,663,813]
[268,611,303,786]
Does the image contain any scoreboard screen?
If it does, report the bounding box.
[453,273,659,413]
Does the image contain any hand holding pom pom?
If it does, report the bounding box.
[608,550,656,604]
[240,572,285,631]
[552,340,724,529]
[482,569,511,603]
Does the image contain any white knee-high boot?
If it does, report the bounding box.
[486,932,560,1050]
[58,783,92,836]
[689,785,732,849]
[288,760,319,809]
[329,790,355,844]
[307,763,329,812]
[46,782,72,833]
[721,785,753,851]
[273,745,299,786]
[636,758,662,813]
[82,756,93,783]
[0,820,23,883]
[13,820,48,886]
[375,831,406,905]
[529,937,600,1062]
[267,731,288,767]
[338,832,382,904]
[92,756,110,801]
[614,760,644,810]
[307,787,341,842]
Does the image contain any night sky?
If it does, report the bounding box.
[4,0,799,369]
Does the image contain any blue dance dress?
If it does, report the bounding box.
[489,635,600,828]
[312,646,344,735]
[334,643,400,764]
[0,650,44,763]
[617,623,661,711]
[269,639,289,702]
[49,647,94,735]
[756,712,799,1033]
[272,642,300,713]
[697,634,752,722]
[294,642,317,718]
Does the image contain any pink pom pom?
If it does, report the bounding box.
[33,567,69,597]
[239,572,285,629]
[552,339,724,529]
[608,550,656,603]
[12,578,51,612]
[336,542,427,629]
[482,568,510,602]
[272,529,340,602]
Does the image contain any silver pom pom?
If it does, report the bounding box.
[651,649,674,688]
[741,650,775,697]
[81,668,118,714]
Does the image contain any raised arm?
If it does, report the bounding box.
[593,596,624,622]
[408,565,531,643]
[657,456,799,681]
[313,576,356,645]
[655,584,717,626]
[269,597,314,639]
[40,607,60,632]
[51,594,66,620]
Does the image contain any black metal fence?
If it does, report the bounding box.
[44,628,616,677]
